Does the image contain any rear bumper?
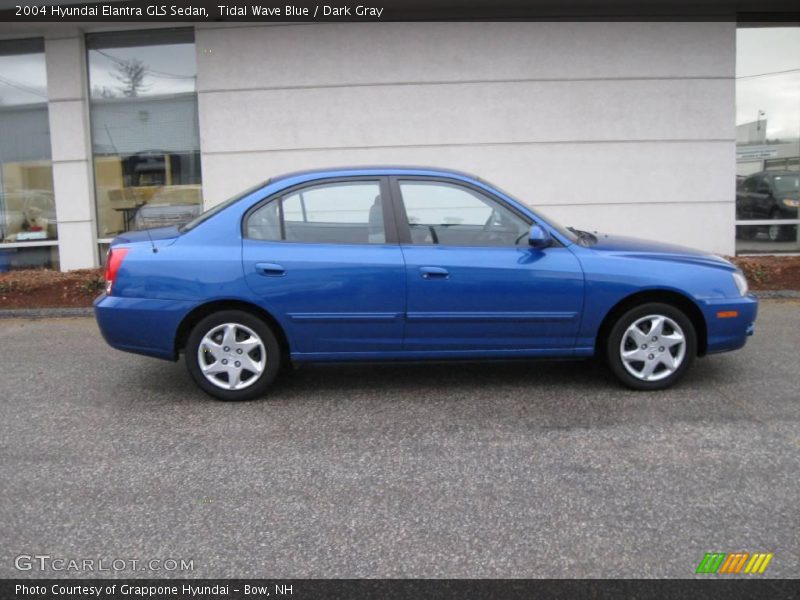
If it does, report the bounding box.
[700,294,758,355]
[94,294,196,360]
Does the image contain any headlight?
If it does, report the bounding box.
[781,198,800,208]
[732,271,749,296]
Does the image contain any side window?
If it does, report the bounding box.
[246,181,386,244]
[399,181,530,247]
[743,176,759,193]
[246,198,281,240]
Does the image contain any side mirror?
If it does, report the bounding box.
[528,224,552,249]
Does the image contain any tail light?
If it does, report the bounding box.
[105,248,129,295]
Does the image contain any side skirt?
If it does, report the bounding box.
[291,347,595,363]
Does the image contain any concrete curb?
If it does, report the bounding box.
[0,291,798,320]
[0,307,94,319]
[752,290,800,299]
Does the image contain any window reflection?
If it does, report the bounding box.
[0,44,54,234]
[0,39,57,270]
[87,29,202,238]
[736,27,800,254]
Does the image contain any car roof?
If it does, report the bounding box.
[754,171,799,177]
[269,166,479,184]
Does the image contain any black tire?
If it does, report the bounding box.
[606,302,697,391]
[768,211,792,242]
[185,309,282,401]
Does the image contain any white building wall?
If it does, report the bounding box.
[45,31,99,271]
[196,22,737,254]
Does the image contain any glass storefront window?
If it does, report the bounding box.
[0,246,59,272]
[86,29,203,240]
[736,27,800,254]
[0,39,57,270]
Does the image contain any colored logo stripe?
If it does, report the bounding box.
[696,553,726,574]
[744,553,773,574]
[696,552,773,574]
[719,553,749,573]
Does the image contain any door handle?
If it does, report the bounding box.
[419,266,449,280]
[256,262,286,277]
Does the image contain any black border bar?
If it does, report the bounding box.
[3,579,800,600]
[2,0,800,22]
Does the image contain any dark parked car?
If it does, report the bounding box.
[736,171,800,241]
[95,167,757,401]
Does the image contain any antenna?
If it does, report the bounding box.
[145,226,158,253]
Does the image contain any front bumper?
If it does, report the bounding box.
[776,204,799,219]
[94,294,196,360]
[700,294,758,355]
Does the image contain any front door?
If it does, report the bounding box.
[242,177,406,357]
[393,178,584,353]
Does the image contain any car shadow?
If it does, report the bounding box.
[128,356,613,404]
[275,358,612,396]
[133,353,744,400]
[126,354,751,427]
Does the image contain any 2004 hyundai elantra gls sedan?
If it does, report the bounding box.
[95,167,757,401]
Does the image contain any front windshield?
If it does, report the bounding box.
[478,178,579,244]
[179,180,268,233]
[773,175,800,193]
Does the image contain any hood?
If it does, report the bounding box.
[588,233,735,271]
[110,226,181,248]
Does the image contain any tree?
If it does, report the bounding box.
[113,58,150,97]
[91,85,117,99]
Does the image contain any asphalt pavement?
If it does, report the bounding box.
[1,300,798,578]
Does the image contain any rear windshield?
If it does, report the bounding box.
[179,180,268,233]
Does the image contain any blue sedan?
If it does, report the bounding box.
[95,167,757,401]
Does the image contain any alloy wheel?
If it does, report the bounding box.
[768,224,781,242]
[619,314,686,382]
[197,322,266,390]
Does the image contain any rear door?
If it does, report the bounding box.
[751,175,773,218]
[392,177,584,353]
[242,177,406,357]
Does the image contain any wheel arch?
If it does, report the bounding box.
[595,289,708,357]
[174,299,291,360]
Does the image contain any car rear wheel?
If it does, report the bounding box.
[606,302,696,390]
[185,310,281,401]
[767,211,793,242]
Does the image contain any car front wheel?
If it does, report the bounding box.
[186,310,281,401]
[606,302,696,390]
[767,211,794,242]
